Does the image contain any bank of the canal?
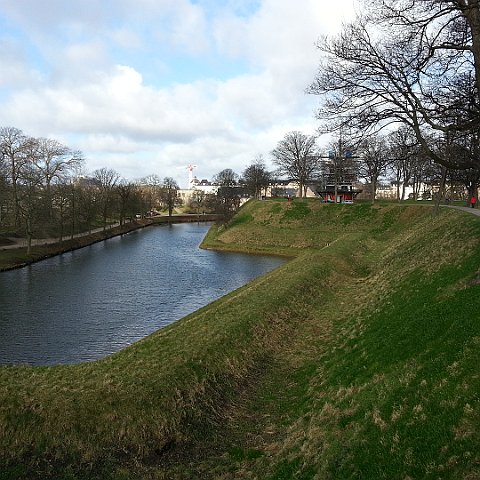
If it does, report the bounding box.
[0,214,220,272]
[1,200,480,479]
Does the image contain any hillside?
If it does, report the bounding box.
[1,199,480,479]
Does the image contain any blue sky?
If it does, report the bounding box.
[0,0,356,187]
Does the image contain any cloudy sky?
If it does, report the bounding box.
[0,0,356,187]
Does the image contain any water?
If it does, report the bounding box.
[0,223,285,366]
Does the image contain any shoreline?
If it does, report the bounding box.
[0,214,221,272]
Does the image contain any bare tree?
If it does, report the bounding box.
[213,168,242,220]
[0,127,28,227]
[116,180,135,225]
[159,177,179,217]
[188,189,206,214]
[33,137,83,214]
[370,0,480,107]
[52,179,73,242]
[386,127,421,201]
[93,168,120,231]
[16,155,43,254]
[309,1,480,170]
[0,154,8,225]
[139,174,163,212]
[271,131,320,197]
[76,177,99,234]
[213,168,238,187]
[358,135,392,203]
[242,156,272,199]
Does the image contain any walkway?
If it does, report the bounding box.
[0,223,122,250]
[444,205,480,217]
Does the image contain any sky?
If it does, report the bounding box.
[0,0,356,188]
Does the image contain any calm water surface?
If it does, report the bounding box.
[0,223,285,365]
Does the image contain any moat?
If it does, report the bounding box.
[0,223,285,365]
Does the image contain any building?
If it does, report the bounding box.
[315,158,362,203]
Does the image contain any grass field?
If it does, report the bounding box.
[1,199,480,479]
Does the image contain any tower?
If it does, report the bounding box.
[186,164,197,188]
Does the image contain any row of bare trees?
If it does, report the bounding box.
[0,126,184,249]
[243,126,479,204]
[307,0,480,201]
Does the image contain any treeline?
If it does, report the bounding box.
[307,0,480,202]
[0,126,214,249]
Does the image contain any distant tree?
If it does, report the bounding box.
[242,156,272,199]
[32,137,83,216]
[321,137,359,203]
[203,193,218,213]
[159,177,179,216]
[140,174,163,212]
[116,180,135,226]
[271,131,320,197]
[76,178,99,234]
[93,168,120,230]
[452,167,480,205]
[447,132,480,203]
[52,179,73,242]
[0,126,28,228]
[213,168,242,220]
[386,127,420,201]
[357,135,392,203]
[189,189,206,214]
[0,158,8,226]
[213,168,238,186]
[16,156,43,254]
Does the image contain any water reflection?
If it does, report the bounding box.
[0,223,285,365]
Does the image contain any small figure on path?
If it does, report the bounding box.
[470,196,477,208]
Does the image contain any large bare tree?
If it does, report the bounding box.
[309,0,480,170]
[271,131,320,197]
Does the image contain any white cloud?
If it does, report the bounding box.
[0,0,357,186]
[109,28,143,50]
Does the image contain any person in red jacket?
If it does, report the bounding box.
[470,196,477,208]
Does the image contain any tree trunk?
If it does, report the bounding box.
[26,217,32,256]
[371,177,377,204]
[433,166,447,215]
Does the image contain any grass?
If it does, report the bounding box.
[1,198,480,478]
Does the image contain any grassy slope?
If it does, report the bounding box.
[1,199,480,479]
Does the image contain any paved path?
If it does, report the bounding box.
[0,223,121,250]
[444,205,480,217]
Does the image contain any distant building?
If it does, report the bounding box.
[177,177,219,204]
[315,158,362,203]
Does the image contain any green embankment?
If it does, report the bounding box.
[1,199,480,479]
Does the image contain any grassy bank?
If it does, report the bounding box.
[1,199,480,479]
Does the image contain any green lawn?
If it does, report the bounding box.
[1,199,480,479]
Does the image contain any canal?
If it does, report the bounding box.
[0,223,285,365]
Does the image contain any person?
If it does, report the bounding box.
[470,196,477,208]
